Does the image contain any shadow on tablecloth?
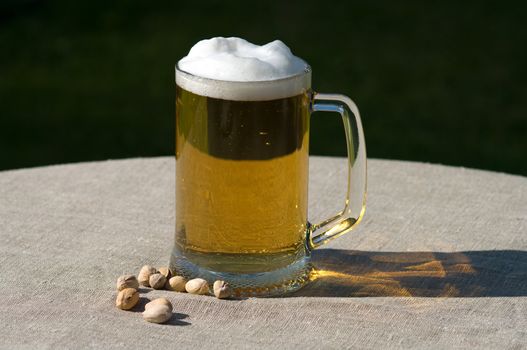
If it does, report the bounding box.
[292,249,527,297]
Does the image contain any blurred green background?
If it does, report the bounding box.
[1,0,526,175]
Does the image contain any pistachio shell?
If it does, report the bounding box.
[166,276,187,292]
[213,280,232,299]
[138,265,157,287]
[115,288,139,310]
[158,267,172,279]
[116,275,139,291]
[185,278,210,295]
[149,273,166,290]
[143,304,172,324]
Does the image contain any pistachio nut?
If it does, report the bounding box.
[185,278,210,295]
[116,275,139,291]
[149,273,166,290]
[145,297,173,313]
[158,267,172,280]
[166,276,187,292]
[115,288,139,310]
[138,265,157,287]
[143,304,172,324]
[213,280,232,299]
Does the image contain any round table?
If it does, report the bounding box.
[0,157,526,349]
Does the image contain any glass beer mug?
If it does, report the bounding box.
[171,44,366,297]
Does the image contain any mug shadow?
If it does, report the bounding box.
[291,249,527,297]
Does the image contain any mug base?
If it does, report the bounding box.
[169,250,313,297]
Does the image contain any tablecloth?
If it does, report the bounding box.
[0,157,526,349]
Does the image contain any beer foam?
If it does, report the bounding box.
[176,37,310,101]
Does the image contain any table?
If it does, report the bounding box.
[1,157,526,349]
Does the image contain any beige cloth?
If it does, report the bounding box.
[0,157,526,349]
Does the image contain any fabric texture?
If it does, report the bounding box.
[0,157,526,349]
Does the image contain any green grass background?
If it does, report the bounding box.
[1,1,526,175]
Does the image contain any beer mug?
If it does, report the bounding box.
[171,40,366,297]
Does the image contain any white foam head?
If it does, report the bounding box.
[176,37,311,101]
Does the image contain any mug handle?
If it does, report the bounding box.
[308,93,367,249]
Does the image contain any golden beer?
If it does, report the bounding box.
[175,85,310,273]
